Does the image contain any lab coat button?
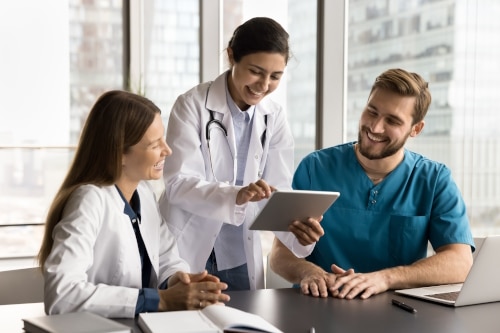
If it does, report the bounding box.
[254,154,259,159]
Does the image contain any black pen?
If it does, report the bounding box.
[392,299,417,313]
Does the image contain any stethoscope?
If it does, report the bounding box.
[205,109,267,182]
[205,109,268,146]
[205,110,228,141]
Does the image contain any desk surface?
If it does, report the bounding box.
[5,289,500,333]
[225,288,500,333]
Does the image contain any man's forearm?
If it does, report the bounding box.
[382,244,473,290]
[269,238,323,283]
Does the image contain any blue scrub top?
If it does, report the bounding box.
[293,142,474,273]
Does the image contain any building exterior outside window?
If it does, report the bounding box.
[1,0,498,263]
[0,0,200,261]
[347,0,500,235]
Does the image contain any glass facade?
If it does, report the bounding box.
[0,0,200,259]
[1,0,498,262]
[143,0,199,124]
[347,0,500,234]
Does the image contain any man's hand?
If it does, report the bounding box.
[299,264,355,298]
[298,264,387,300]
[289,217,324,246]
[299,267,336,298]
[327,264,389,300]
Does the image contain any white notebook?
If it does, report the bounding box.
[138,304,283,333]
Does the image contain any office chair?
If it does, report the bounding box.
[0,267,44,305]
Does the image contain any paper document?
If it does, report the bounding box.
[138,304,283,333]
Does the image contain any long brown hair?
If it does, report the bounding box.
[37,90,161,269]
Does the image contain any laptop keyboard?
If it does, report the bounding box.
[428,291,460,301]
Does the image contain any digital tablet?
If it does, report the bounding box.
[249,190,340,231]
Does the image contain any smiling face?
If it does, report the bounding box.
[120,113,171,187]
[357,88,424,161]
[226,50,286,110]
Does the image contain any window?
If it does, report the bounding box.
[5,0,496,266]
[0,0,123,260]
[138,0,200,193]
[0,0,200,263]
[347,0,500,236]
[0,1,319,260]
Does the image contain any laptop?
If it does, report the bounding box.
[395,235,500,307]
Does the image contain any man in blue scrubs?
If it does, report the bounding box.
[269,68,474,300]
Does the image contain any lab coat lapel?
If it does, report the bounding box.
[244,106,270,182]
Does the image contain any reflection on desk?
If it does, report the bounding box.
[225,288,500,333]
[4,289,500,333]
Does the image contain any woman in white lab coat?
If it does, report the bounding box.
[38,90,230,318]
[159,17,324,290]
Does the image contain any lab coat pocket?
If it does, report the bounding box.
[389,215,429,266]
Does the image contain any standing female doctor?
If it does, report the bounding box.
[159,17,324,290]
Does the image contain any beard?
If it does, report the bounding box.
[357,126,410,160]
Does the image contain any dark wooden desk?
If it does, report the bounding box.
[6,289,500,332]
[225,288,500,333]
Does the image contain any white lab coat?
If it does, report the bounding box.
[44,182,189,318]
[159,71,312,290]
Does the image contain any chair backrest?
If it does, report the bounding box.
[0,267,44,305]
